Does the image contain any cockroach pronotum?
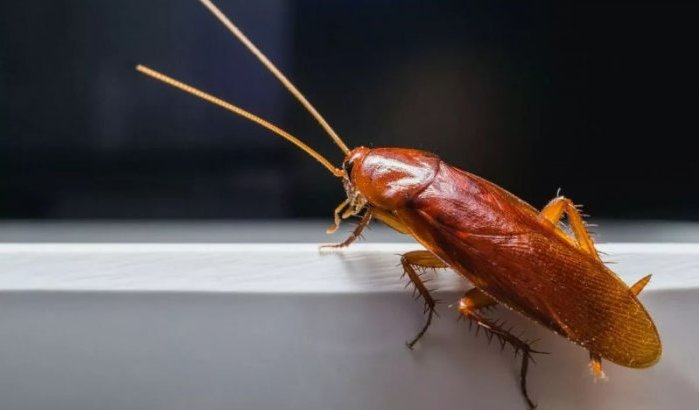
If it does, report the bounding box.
[136,1,662,408]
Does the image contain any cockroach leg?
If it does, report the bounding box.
[320,210,372,249]
[459,287,497,314]
[401,251,448,349]
[539,196,599,259]
[459,288,542,410]
[589,352,607,380]
[326,199,351,234]
[543,197,657,295]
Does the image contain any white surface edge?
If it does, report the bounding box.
[1,243,697,293]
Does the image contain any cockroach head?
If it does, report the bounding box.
[339,147,371,212]
[324,147,370,234]
[342,147,371,186]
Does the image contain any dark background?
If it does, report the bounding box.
[1,0,697,220]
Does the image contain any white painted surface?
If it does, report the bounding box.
[0,243,697,409]
[1,243,698,292]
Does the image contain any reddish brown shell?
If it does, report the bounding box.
[351,147,661,368]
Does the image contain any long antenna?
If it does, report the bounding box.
[136,65,344,177]
[198,0,350,154]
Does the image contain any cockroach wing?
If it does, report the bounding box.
[395,162,661,368]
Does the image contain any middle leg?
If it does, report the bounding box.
[401,250,448,349]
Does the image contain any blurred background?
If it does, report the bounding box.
[1,0,697,224]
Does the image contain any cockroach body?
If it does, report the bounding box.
[138,1,661,408]
[344,146,661,367]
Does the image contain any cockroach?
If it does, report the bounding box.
[136,1,662,408]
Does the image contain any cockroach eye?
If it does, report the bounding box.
[343,160,355,178]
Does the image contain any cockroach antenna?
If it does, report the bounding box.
[137,0,351,176]
[135,65,344,177]
[197,0,350,155]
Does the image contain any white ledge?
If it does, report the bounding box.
[1,243,697,409]
[0,243,698,292]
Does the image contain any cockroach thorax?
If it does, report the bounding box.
[346,147,440,211]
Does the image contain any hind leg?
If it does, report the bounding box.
[539,195,599,259]
[459,288,541,410]
[540,196,650,378]
[542,195,607,376]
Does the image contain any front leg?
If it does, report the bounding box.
[323,207,410,250]
[320,210,372,249]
